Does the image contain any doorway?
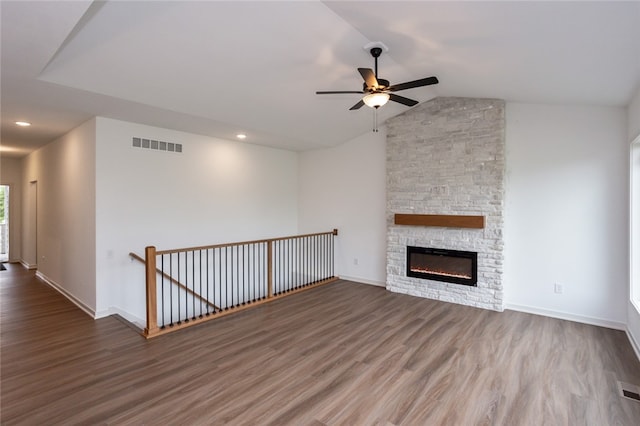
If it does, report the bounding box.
[0,185,9,263]
[24,181,37,269]
[632,136,640,308]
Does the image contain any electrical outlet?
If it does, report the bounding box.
[353,258,359,266]
[554,283,563,294]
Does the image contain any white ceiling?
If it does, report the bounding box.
[2,1,639,158]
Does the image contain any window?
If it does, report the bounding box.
[631,135,640,308]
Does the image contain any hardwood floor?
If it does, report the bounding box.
[2,263,640,425]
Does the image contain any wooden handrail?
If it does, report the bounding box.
[154,229,338,255]
[130,252,220,311]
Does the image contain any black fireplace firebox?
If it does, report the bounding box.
[406,246,477,286]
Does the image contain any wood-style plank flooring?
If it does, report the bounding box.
[2,263,640,425]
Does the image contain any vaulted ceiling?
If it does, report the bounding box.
[2,1,639,157]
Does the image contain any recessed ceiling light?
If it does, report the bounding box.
[15,121,31,127]
[236,134,247,140]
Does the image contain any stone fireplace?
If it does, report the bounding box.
[386,97,505,311]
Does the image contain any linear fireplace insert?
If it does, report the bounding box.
[406,246,477,286]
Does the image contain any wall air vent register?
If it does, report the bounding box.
[132,137,182,153]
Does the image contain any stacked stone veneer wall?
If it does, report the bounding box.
[386,97,505,311]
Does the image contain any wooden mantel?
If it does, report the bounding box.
[394,214,485,229]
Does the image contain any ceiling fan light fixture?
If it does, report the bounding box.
[363,92,390,108]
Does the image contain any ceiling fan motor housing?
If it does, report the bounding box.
[364,79,389,92]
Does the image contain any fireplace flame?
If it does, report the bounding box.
[410,267,472,280]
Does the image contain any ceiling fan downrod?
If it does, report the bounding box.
[370,47,382,79]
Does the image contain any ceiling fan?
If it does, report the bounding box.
[316,44,439,111]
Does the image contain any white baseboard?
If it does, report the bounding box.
[506,303,626,331]
[32,272,380,330]
[93,308,111,319]
[20,260,37,270]
[338,275,386,287]
[35,271,96,319]
[627,328,640,363]
[36,272,145,329]
[96,307,145,331]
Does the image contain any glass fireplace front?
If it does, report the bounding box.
[406,246,477,286]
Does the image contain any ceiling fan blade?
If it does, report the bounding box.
[389,93,419,107]
[388,76,439,92]
[358,68,379,88]
[316,91,364,94]
[349,100,365,110]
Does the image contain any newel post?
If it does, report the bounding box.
[144,246,159,337]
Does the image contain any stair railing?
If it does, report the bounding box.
[130,229,338,338]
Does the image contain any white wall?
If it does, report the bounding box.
[628,85,640,358]
[95,118,299,322]
[298,129,386,286]
[505,103,628,327]
[0,156,22,262]
[21,118,97,312]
